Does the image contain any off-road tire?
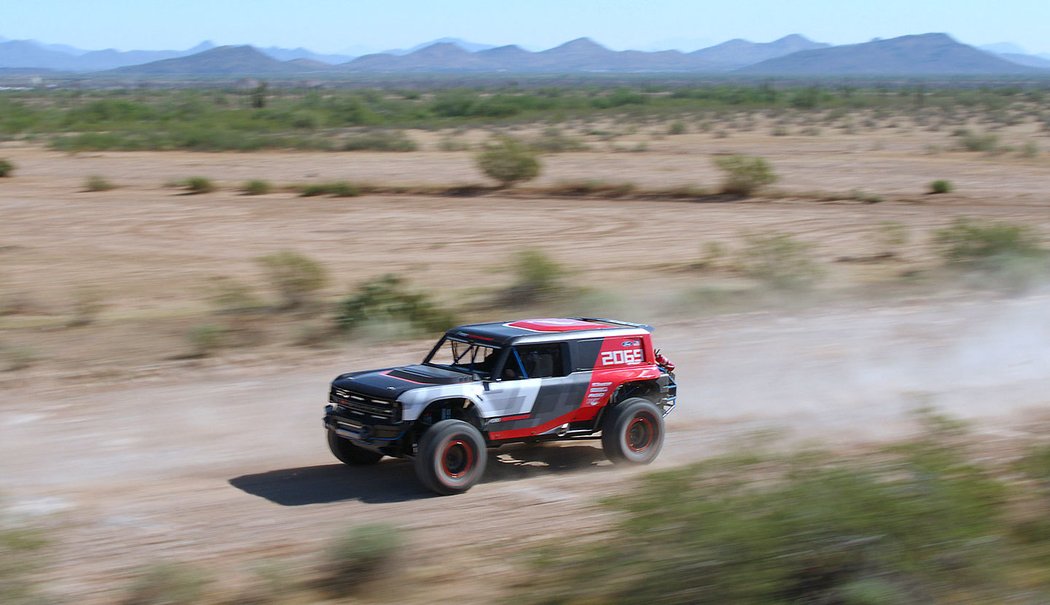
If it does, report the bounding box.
[414,419,487,495]
[601,397,664,464]
[327,429,383,465]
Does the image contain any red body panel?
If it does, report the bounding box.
[487,333,661,440]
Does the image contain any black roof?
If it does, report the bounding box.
[445,317,652,346]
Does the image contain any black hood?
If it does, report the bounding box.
[333,364,473,399]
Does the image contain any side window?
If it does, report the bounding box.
[501,343,567,380]
[571,338,604,372]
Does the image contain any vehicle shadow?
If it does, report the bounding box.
[228,460,424,506]
[229,442,613,506]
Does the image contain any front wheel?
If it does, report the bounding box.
[327,430,383,465]
[414,419,487,495]
[601,398,665,465]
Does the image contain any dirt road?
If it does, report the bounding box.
[1,138,1048,600]
[4,291,1048,603]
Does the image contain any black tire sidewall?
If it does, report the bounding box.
[603,398,664,464]
[327,429,383,465]
[415,419,487,495]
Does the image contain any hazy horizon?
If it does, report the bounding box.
[4,0,1050,56]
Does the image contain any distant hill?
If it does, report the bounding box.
[110,45,313,76]
[258,46,353,64]
[4,32,1049,77]
[739,33,1046,75]
[691,34,829,70]
[998,53,1050,69]
[382,37,498,56]
[0,39,215,71]
[0,40,82,70]
[343,37,718,73]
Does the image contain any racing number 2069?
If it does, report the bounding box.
[600,348,643,366]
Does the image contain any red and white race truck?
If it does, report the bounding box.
[323,317,677,495]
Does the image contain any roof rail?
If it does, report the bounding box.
[570,317,654,332]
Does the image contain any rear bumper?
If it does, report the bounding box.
[659,374,678,416]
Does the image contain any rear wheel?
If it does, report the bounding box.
[601,398,664,464]
[327,429,383,465]
[414,419,487,495]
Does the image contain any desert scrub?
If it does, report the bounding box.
[929,179,953,194]
[320,524,404,597]
[0,159,13,177]
[241,179,272,195]
[83,175,116,192]
[529,127,588,152]
[299,181,360,197]
[547,180,636,198]
[341,130,417,152]
[954,128,1001,153]
[934,218,1048,287]
[504,248,568,305]
[0,512,47,605]
[476,137,541,187]
[185,324,224,358]
[515,416,1030,605]
[256,250,328,310]
[336,274,457,335]
[713,154,777,196]
[735,232,822,290]
[121,562,211,605]
[175,176,215,194]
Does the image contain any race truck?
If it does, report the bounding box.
[323,317,677,495]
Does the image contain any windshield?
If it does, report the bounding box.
[424,337,501,377]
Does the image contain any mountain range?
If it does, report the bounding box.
[2,33,1048,77]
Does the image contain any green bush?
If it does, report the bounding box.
[336,274,457,335]
[207,276,262,315]
[934,218,1048,284]
[256,250,328,310]
[668,120,687,135]
[320,524,404,597]
[0,159,12,177]
[178,176,215,194]
[341,130,417,152]
[529,127,588,153]
[121,562,211,605]
[713,154,777,196]
[934,219,1046,267]
[241,179,272,195]
[736,232,823,290]
[955,129,1000,153]
[185,324,224,357]
[929,179,953,194]
[476,137,541,187]
[0,514,47,605]
[505,249,567,305]
[548,180,636,198]
[517,421,1019,604]
[299,181,360,197]
[83,175,116,192]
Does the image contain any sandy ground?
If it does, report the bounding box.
[1,136,1049,602]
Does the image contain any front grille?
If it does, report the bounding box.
[330,387,400,422]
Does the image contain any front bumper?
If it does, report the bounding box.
[323,404,408,446]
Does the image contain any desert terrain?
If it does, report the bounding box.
[2,122,1049,602]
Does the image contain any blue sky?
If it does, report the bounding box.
[4,0,1049,55]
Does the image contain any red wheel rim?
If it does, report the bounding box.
[441,438,474,478]
[626,415,655,453]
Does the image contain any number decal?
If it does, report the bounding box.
[600,349,643,366]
